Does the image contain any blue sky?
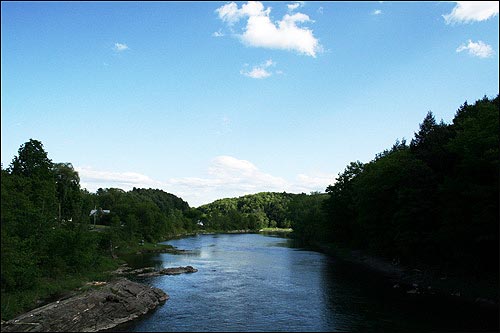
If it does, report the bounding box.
[2,1,498,207]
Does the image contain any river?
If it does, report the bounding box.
[119,233,497,332]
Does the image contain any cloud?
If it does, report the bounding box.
[456,39,494,58]
[172,156,333,199]
[212,30,224,37]
[77,156,336,207]
[76,166,156,190]
[215,1,322,57]
[166,156,290,205]
[443,1,499,24]
[241,67,272,79]
[240,59,276,79]
[293,173,336,193]
[216,1,269,25]
[113,42,129,52]
[288,1,304,11]
[372,9,382,15]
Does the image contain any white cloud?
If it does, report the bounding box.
[456,39,494,58]
[294,173,336,193]
[212,30,224,37]
[167,156,290,205]
[317,7,324,15]
[216,1,269,25]
[76,166,156,191]
[113,42,129,52]
[372,9,382,15]
[77,157,336,207]
[240,59,276,79]
[443,1,499,24]
[241,67,272,79]
[215,1,322,57]
[287,2,304,11]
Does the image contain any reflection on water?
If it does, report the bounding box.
[119,233,498,332]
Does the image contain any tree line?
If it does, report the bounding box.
[198,192,297,230]
[293,95,499,277]
[198,95,498,278]
[1,141,204,319]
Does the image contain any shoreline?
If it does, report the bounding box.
[309,241,499,311]
[0,278,167,332]
[2,232,496,331]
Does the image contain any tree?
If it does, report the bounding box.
[7,139,57,227]
[410,112,454,177]
[324,161,364,244]
[53,163,82,222]
[9,139,54,179]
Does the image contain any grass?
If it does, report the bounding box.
[259,227,293,233]
[1,258,118,321]
[114,240,175,256]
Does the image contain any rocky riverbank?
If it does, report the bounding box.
[114,265,198,277]
[0,279,167,332]
[313,242,498,310]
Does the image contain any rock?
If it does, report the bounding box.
[128,267,156,274]
[160,266,198,275]
[85,281,107,287]
[0,278,168,332]
[137,266,198,277]
[112,266,132,275]
[474,297,497,309]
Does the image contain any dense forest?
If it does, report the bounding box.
[1,95,498,320]
[0,142,204,319]
[315,95,499,276]
[287,95,498,280]
[198,192,297,230]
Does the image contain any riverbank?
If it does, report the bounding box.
[311,242,499,310]
[1,278,167,332]
[0,264,201,332]
[0,230,257,322]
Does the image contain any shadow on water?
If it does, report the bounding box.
[319,256,499,332]
[116,233,498,332]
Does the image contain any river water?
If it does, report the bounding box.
[120,233,497,332]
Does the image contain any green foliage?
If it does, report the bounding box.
[288,193,329,243]
[53,163,82,223]
[1,140,200,320]
[314,95,499,276]
[94,187,196,242]
[1,141,116,319]
[198,192,298,231]
[354,149,437,259]
[324,161,364,244]
[9,139,53,179]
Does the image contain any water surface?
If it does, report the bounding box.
[121,233,498,332]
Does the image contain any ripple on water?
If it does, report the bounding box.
[125,233,498,332]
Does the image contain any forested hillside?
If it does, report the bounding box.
[198,192,297,230]
[293,95,499,277]
[0,141,201,319]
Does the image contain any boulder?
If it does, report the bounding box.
[160,266,198,275]
[137,266,198,277]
